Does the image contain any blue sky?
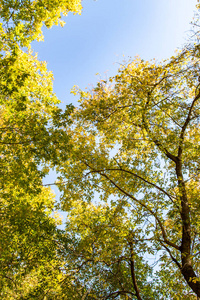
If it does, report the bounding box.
[33,0,198,220]
[32,0,197,109]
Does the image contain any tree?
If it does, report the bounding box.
[0,0,82,297]
[0,0,82,186]
[0,0,82,191]
[57,38,200,297]
[62,200,198,299]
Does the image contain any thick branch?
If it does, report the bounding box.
[129,241,143,300]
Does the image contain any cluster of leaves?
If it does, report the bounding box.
[0,187,61,298]
[0,0,82,47]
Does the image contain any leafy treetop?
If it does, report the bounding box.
[0,0,82,47]
[57,42,200,298]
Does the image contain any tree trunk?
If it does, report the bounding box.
[176,160,200,297]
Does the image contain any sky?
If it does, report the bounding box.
[32,0,198,221]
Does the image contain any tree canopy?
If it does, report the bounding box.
[1,0,200,299]
[0,0,82,298]
[56,26,200,299]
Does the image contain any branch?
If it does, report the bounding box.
[82,158,180,251]
[178,90,200,158]
[86,167,176,203]
[103,290,136,300]
[94,169,179,251]
[0,141,31,145]
[142,93,178,163]
[160,240,182,270]
[129,241,143,300]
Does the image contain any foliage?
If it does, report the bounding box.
[0,0,81,193]
[57,42,200,298]
[0,0,81,298]
[0,0,82,47]
[0,0,82,190]
[0,187,60,299]
[0,186,85,299]
[63,201,158,299]
[1,0,200,298]
[0,47,72,197]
